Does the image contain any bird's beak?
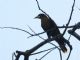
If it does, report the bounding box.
[34,16,39,19]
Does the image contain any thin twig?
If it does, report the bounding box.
[68,35,71,41]
[39,49,53,60]
[38,48,62,60]
[36,0,50,18]
[31,47,56,55]
[66,50,72,60]
[0,27,33,36]
[62,0,75,36]
[58,25,74,28]
[27,25,45,39]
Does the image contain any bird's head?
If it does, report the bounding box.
[35,13,47,19]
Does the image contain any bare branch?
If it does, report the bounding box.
[0,27,33,36]
[68,35,71,41]
[27,25,45,40]
[58,25,74,28]
[15,34,61,60]
[62,0,75,36]
[66,50,72,60]
[31,47,57,55]
[38,49,53,60]
[36,0,50,18]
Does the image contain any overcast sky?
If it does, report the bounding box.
[0,0,80,60]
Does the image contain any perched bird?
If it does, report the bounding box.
[35,13,67,52]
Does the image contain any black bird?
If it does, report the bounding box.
[35,13,67,52]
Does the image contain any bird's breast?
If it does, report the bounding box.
[41,19,51,31]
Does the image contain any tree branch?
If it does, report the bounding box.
[31,47,57,55]
[15,34,61,60]
[62,0,75,36]
[68,22,80,41]
[36,0,51,18]
[0,27,33,36]
[38,49,53,60]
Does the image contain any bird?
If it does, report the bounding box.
[35,13,67,53]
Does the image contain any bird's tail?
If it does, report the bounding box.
[56,37,67,53]
[60,44,67,53]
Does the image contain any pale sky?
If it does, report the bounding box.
[0,0,80,60]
